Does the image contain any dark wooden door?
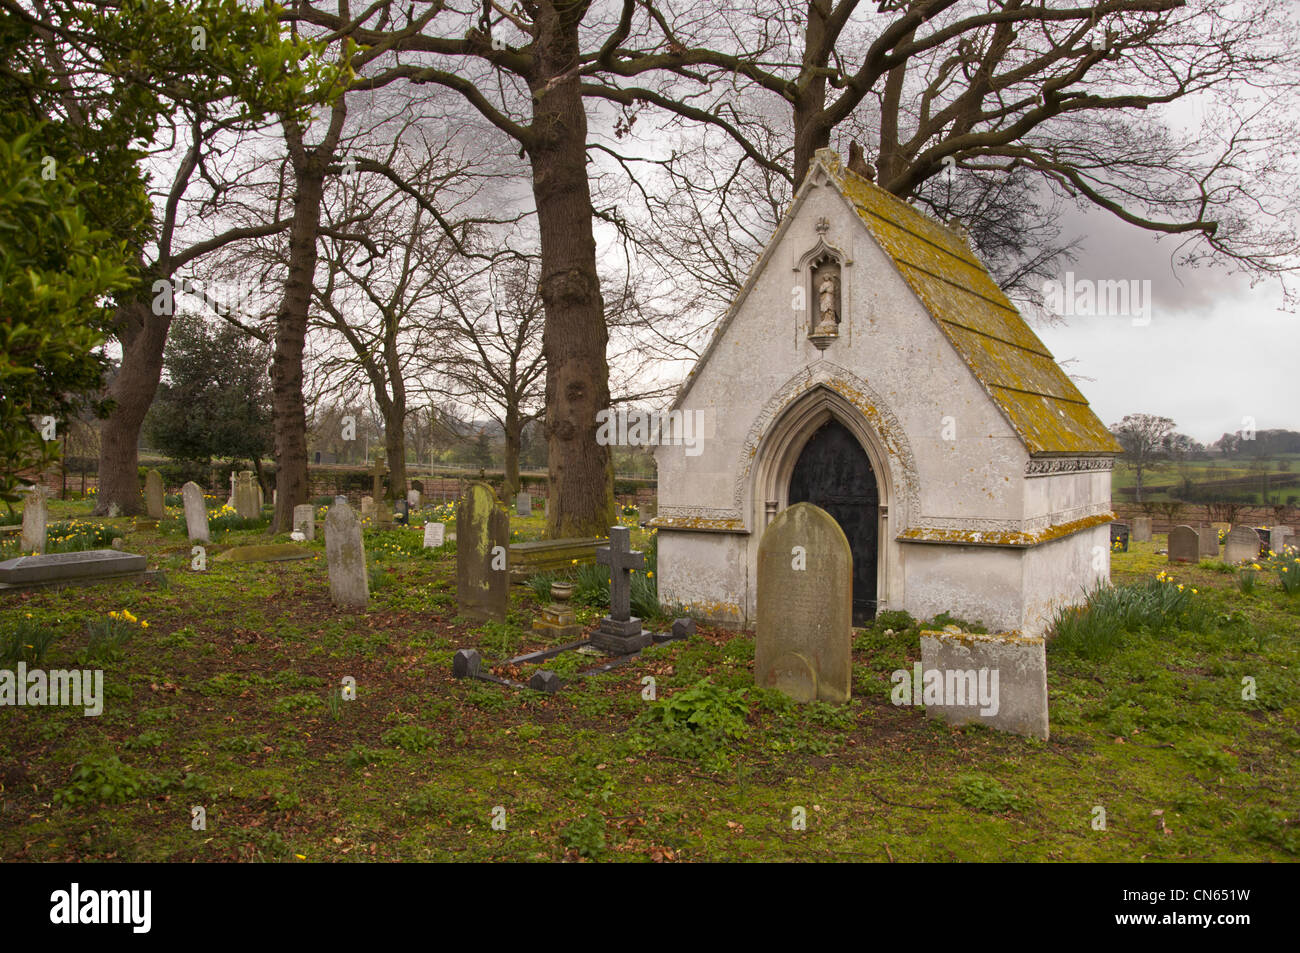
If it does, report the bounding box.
[787,418,878,624]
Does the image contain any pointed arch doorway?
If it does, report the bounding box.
[787,418,879,624]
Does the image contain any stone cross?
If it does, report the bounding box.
[182,482,209,543]
[145,469,165,520]
[597,526,644,623]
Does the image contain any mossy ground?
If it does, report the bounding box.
[1,502,1296,862]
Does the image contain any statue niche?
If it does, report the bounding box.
[809,255,842,347]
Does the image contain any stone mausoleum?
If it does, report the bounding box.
[652,149,1121,637]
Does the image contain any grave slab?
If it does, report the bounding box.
[919,627,1048,740]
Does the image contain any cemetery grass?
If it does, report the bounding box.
[1,512,1297,862]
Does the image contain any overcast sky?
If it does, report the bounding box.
[1031,203,1297,445]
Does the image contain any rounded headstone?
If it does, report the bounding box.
[755,502,852,704]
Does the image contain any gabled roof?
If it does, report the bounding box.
[674,149,1120,457]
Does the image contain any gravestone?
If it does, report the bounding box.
[227,471,237,509]
[1224,525,1261,564]
[0,549,160,590]
[1198,522,1219,559]
[325,502,368,608]
[1269,525,1293,554]
[1167,525,1199,563]
[293,504,316,541]
[1109,522,1129,553]
[334,495,348,506]
[1131,517,1152,543]
[182,482,209,543]
[534,580,583,641]
[374,500,394,529]
[1253,526,1271,550]
[145,469,165,520]
[20,486,48,554]
[394,499,409,526]
[920,626,1048,739]
[423,522,446,548]
[371,458,386,501]
[755,502,852,703]
[234,471,259,519]
[455,481,509,622]
[591,526,652,654]
[360,496,375,519]
[516,491,532,517]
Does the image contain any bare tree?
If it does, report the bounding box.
[1112,412,1176,502]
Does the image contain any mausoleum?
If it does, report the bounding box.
[652,149,1120,635]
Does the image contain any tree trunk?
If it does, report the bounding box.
[384,411,406,501]
[93,298,170,517]
[529,7,616,540]
[503,409,522,500]
[271,165,326,532]
[790,0,832,187]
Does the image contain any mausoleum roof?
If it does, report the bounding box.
[819,151,1119,456]
[674,149,1120,457]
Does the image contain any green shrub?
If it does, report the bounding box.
[0,620,57,665]
[1236,569,1257,594]
[637,678,749,739]
[560,814,607,859]
[954,774,1021,813]
[381,724,437,752]
[53,754,158,806]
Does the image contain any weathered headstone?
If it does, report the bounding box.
[145,469,165,520]
[1131,516,1152,543]
[516,491,532,517]
[360,496,375,519]
[1269,525,1293,554]
[334,495,347,506]
[182,482,209,543]
[1224,524,1261,564]
[371,458,386,501]
[325,502,368,608]
[591,526,652,654]
[1167,525,1199,563]
[455,481,509,622]
[20,486,48,554]
[423,522,445,548]
[407,489,421,509]
[919,626,1048,740]
[293,504,316,541]
[1109,522,1129,553]
[755,502,852,703]
[1198,522,1219,559]
[0,549,161,590]
[234,471,259,519]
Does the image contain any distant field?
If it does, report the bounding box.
[1113,455,1300,504]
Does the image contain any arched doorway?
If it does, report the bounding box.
[788,418,878,624]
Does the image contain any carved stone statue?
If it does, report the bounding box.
[815,272,840,335]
